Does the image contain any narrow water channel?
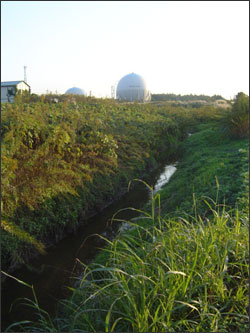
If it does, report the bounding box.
[2,161,177,330]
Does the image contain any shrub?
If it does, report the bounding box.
[228,92,249,138]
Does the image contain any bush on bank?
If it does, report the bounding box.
[1,97,223,272]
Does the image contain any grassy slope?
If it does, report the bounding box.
[159,122,249,217]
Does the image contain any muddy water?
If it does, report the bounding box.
[2,162,177,330]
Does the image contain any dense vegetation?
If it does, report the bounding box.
[1,94,248,332]
[1,95,218,272]
[57,209,249,332]
[52,122,247,333]
[151,93,224,102]
[5,115,249,333]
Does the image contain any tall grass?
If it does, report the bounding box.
[5,189,249,332]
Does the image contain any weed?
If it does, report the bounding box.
[4,188,248,332]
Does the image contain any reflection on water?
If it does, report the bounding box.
[119,164,177,233]
[153,163,177,194]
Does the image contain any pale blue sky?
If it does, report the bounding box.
[1,1,249,99]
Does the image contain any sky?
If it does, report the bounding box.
[1,1,249,99]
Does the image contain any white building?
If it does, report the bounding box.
[116,73,151,102]
[1,81,31,103]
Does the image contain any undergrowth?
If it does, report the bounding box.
[1,98,223,272]
[3,191,249,332]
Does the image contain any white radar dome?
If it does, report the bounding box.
[65,87,86,95]
[116,73,151,102]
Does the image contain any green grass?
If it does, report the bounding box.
[158,122,249,217]
[6,194,248,332]
[4,120,249,332]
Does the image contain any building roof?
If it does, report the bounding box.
[1,80,30,88]
[117,73,147,91]
[65,87,86,95]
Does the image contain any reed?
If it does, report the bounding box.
[4,189,248,332]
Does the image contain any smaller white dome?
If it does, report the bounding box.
[65,87,86,95]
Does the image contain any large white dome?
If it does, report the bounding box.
[116,73,151,102]
[65,87,86,95]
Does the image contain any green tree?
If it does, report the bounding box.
[229,92,249,138]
